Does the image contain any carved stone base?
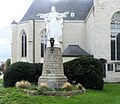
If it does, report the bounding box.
[38,47,67,89]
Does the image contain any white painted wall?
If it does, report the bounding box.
[63,21,86,52]
[86,7,94,55]
[94,0,120,82]
[94,0,120,61]
[11,0,120,82]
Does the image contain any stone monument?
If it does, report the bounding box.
[37,6,69,89]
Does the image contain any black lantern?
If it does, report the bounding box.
[50,38,55,48]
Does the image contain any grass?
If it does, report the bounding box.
[0,79,120,104]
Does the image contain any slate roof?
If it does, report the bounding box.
[20,0,93,22]
[11,20,17,24]
[62,45,91,57]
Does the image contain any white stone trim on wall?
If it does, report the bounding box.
[85,5,94,22]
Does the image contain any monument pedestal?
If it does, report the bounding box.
[38,47,67,89]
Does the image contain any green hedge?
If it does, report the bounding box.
[3,62,42,87]
[64,57,104,90]
[4,57,104,90]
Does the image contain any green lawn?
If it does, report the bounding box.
[0,79,120,104]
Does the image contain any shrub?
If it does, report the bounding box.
[39,83,48,89]
[76,83,83,90]
[3,62,43,87]
[62,82,72,91]
[16,80,31,88]
[64,57,104,90]
[76,83,86,92]
[31,63,43,83]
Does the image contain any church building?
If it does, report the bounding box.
[11,0,120,82]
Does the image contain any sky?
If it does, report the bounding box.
[0,0,33,61]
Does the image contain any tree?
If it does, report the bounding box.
[1,59,11,73]
[5,59,11,69]
[0,63,5,72]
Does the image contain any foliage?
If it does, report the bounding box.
[76,83,86,92]
[0,63,5,72]
[62,82,73,91]
[0,66,2,72]
[64,57,104,90]
[39,83,48,89]
[5,59,11,69]
[0,59,11,73]
[3,62,43,87]
[15,80,31,88]
[0,83,120,104]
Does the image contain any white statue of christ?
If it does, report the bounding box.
[37,6,69,47]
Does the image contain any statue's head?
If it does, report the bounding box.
[51,6,56,12]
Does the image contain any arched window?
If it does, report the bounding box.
[111,12,120,60]
[22,32,27,57]
[41,29,47,57]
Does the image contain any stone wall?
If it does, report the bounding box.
[94,0,120,82]
[11,20,86,63]
[38,47,67,89]
[11,0,120,82]
[11,0,120,62]
[63,21,86,52]
[35,21,45,63]
[94,0,120,60]
[11,24,18,63]
[85,7,95,55]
